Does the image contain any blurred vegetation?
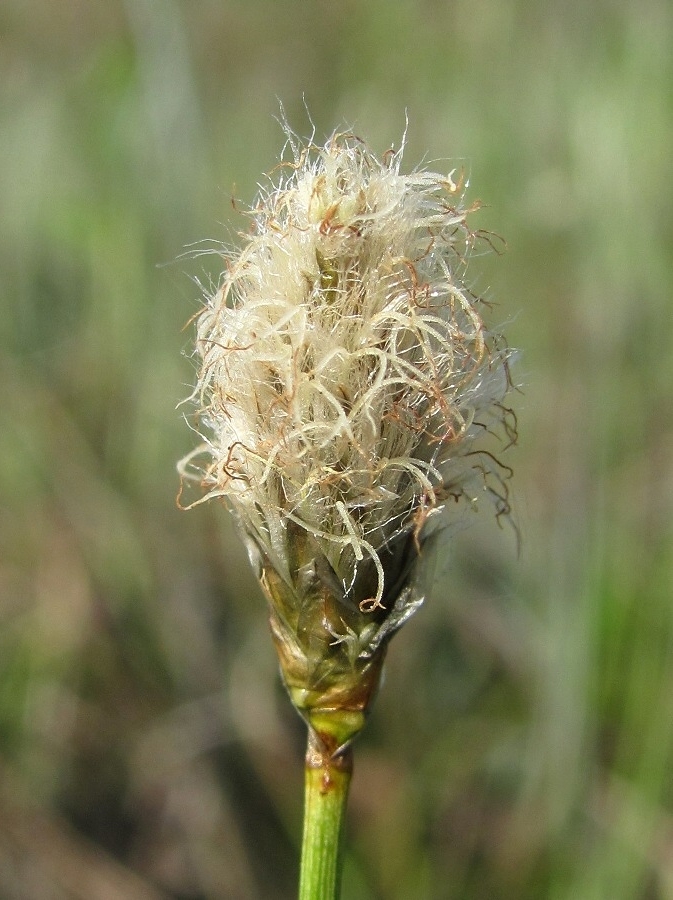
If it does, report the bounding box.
[1,0,672,897]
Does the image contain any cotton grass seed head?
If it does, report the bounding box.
[180,125,516,743]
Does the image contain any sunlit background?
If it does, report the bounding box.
[1,1,672,897]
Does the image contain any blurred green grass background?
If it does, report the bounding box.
[1,1,672,897]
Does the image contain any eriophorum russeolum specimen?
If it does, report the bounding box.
[179,126,516,751]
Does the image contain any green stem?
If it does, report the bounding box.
[298,729,353,900]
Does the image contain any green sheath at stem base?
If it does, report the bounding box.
[298,729,353,900]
